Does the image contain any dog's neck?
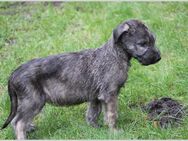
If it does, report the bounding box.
[103,37,132,66]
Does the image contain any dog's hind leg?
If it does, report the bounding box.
[86,99,102,128]
[12,117,37,139]
[11,86,45,139]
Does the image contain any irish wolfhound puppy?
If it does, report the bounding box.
[1,19,161,139]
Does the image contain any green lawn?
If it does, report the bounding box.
[0,2,188,139]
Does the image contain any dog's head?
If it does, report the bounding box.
[113,19,161,66]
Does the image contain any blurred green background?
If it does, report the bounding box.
[0,2,188,139]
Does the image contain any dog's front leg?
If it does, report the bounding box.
[86,99,102,128]
[103,95,118,130]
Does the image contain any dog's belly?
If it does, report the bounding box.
[43,78,96,106]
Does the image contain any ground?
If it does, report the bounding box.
[0,2,188,139]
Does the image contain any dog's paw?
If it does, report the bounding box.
[91,123,101,128]
[26,123,36,133]
[87,121,101,128]
[109,128,124,134]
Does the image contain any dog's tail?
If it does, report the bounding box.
[1,80,17,130]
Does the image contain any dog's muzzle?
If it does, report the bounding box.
[136,47,161,66]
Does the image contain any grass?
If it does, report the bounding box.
[0,2,188,139]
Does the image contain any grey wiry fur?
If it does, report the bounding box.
[1,19,161,139]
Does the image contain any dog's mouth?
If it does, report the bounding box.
[136,54,161,66]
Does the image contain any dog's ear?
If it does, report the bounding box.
[113,23,130,43]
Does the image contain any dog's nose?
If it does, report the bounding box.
[156,56,161,62]
[155,53,161,62]
[154,47,161,62]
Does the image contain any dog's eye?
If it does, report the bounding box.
[138,41,148,46]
